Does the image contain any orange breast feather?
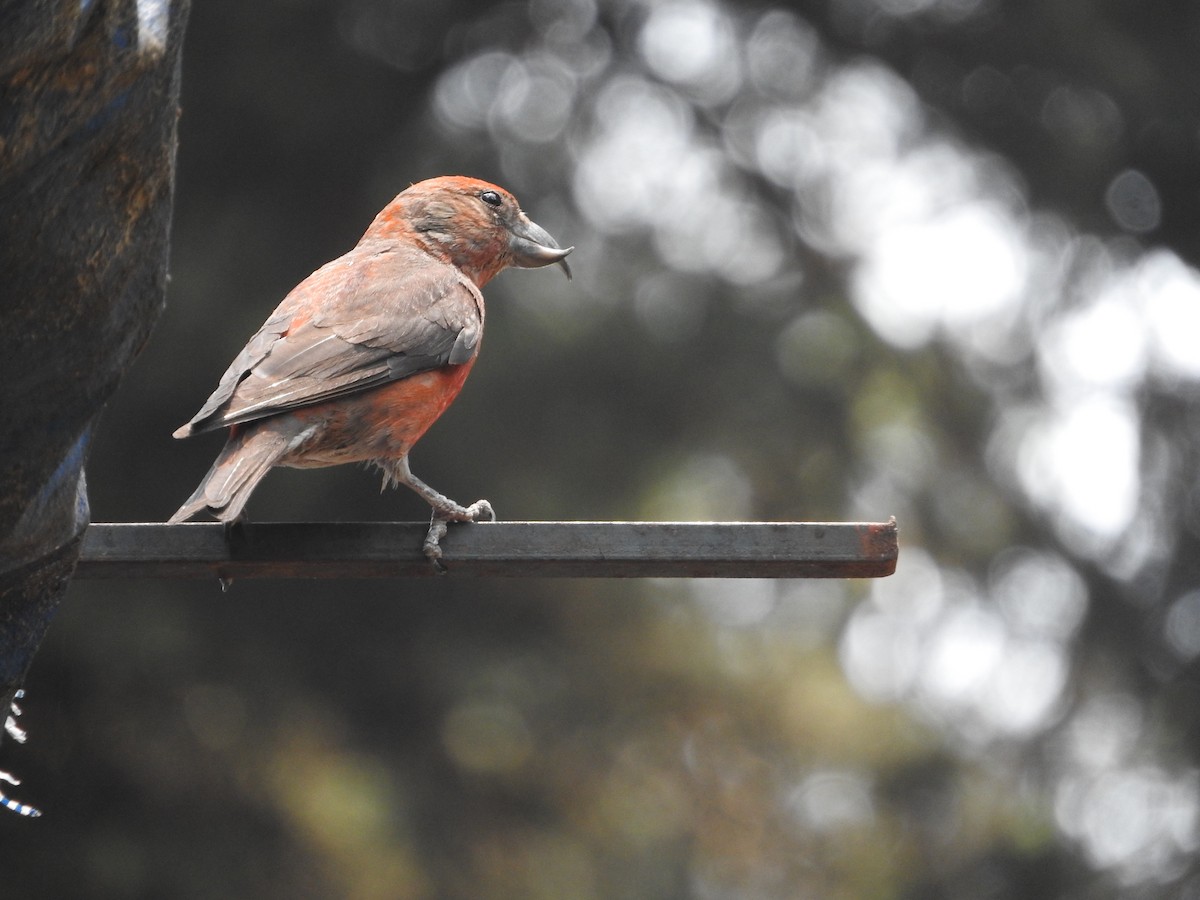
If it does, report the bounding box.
[280,359,477,467]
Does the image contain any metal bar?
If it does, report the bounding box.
[74,520,898,580]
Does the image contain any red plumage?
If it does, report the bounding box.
[169,176,571,564]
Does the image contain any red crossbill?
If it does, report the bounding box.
[169,176,572,565]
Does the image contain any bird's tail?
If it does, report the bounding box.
[168,426,293,524]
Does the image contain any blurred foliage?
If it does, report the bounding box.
[5,0,1200,897]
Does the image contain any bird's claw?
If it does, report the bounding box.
[423,517,450,573]
[467,499,495,522]
[422,499,494,572]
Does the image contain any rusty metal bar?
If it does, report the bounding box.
[74,520,898,580]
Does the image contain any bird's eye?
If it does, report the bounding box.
[480,190,503,208]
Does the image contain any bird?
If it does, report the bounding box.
[168,175,572,567]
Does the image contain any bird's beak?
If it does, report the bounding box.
[509,216,574,280]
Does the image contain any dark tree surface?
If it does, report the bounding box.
[4,1,1200,897]
[0,0,187,778]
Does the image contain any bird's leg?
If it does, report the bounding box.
[383,456,494,568]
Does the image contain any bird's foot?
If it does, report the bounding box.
[422,499,495,572]
[423,517,450,573]
[464,499,495,523]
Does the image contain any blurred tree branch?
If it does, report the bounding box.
[799,0,1200,258]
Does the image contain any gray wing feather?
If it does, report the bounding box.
[176,243,483,436]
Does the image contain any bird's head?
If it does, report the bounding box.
[369,176,573,287]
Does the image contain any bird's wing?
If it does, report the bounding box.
[176,242,484,436]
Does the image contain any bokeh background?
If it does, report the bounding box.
[5,0,1200,896]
